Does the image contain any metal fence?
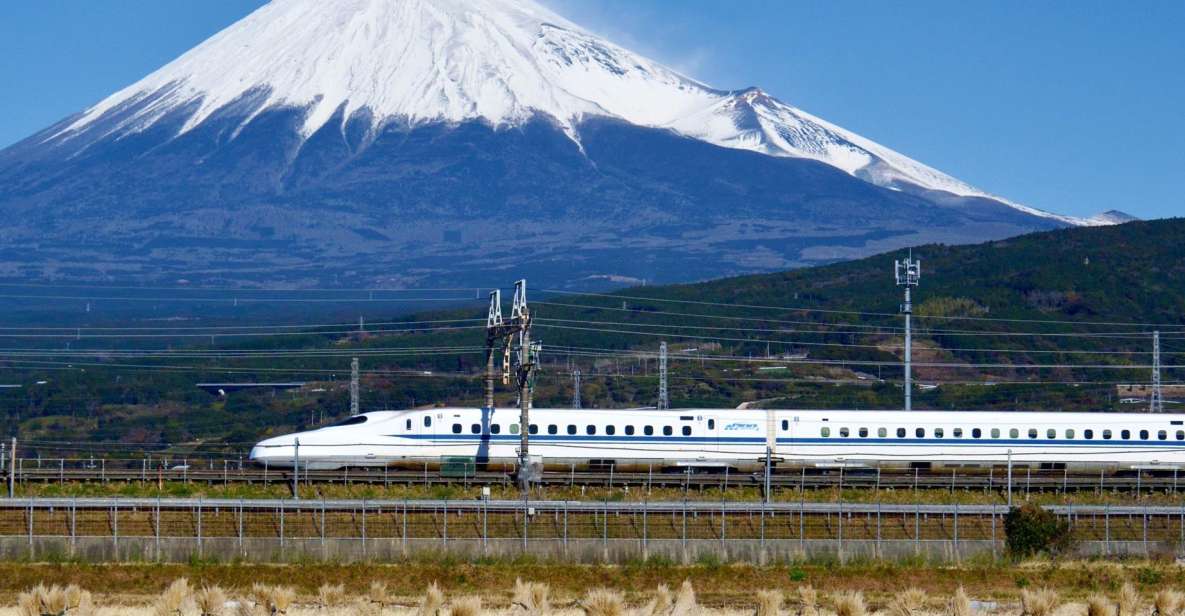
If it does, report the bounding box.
[0,497,1181,564]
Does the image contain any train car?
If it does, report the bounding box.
[248,407,1185,472]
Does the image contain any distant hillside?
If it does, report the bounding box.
[2,219,1181,453]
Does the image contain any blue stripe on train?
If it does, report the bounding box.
[391,434,1185,448]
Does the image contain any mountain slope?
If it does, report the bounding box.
[0,0,1121,289]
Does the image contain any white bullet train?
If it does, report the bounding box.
[249,407,1185,472]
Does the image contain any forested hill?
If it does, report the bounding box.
[3,218,1183,452]
[622,217,1185,327]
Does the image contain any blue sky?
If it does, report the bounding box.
[1,1,1181,220]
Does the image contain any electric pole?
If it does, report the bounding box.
[895,254,921,411]
[484,281,540,490]
[572,368,582,409]
[1151,330,1163,413]
[658,341,669,410]
[350,357,360,416]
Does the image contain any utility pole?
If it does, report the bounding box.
[511,281,540,490]
[895,254,921,411]
[292,438,300,500]
[7,437,13,498]
[572,368,582,409]
[658,341,669,410]
[484,289,504,410]
[484,281,539,490]
[1151,331,1163,413]
[350,357,360,417]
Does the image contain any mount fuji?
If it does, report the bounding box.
[0,0,1129,289]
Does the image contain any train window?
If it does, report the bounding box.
[782,420,789,431]
[1103,430,1112,439]
[935,428,944,438]
[1028,429,1038,439]
[897,428,906,438]
[878,428,887,437]
[472,423,482,434]
[529,424,538,435]
[424,416,432,427]
[859,427,869,438]
[511,424,520,434]
[953,428,963,438]
[1177,431,1184,440]
[625,425,635,435]
[1084,429,1093,439]
[548,425,558,435]
[839,427,850,437]
[606,425,616,435]
[972,428,982,438]
[682,426,692,436]
[1121,430,1130,439]
[331,416,368,427]
[567,425,577,435]
[1158,430,1167,440]
[821,427,831,437]
[406,419,412,430]
[491,424,501,434]
[1047,429,1056,439]
[992,428,1000,438]
[1066,429,1075,439]
[916,428,925,438]
[663,426,673,436]
[708,419,715,430]
[1010,429,1019,438]
[452,423,462,434]
[586,425,596,435]
[644,426,654,436]
[1140,430,1149,440]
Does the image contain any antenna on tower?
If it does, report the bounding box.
[349,357,360,416]
[658,341,669,410]
[895,252,921,411]
[1151,330,1163,413]
[572,368,582,409]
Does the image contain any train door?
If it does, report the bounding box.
[704,415,720,453]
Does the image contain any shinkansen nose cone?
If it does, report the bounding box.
[249,434,301,468]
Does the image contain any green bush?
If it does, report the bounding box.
[1004,503,1073,558]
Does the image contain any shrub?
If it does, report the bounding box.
[1004,504,1073,557]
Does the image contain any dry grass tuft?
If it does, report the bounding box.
[886,588,927,616]
[755,590,783,616]
[582,588,627,616]
[1119,583,1142,616]
[450,596,483,616]
[951,587,974,616]
[832,591,867,616]
[267,585,295,614]
[796,586,819,616]
[316,583,346,609]
[1154,590,1185,616]
[653,584,674,616]
[17,590,39,616]
[195,586,227,616]
[154,579,193,616]
[1088,594,1115,616]
[416,582,446,616]
[1020,588,1059,616]
[671,580,697,616]
[512,579,551,614]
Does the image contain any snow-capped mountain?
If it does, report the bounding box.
[0,0,1131,289]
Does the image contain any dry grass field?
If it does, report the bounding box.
[1,560,1185,616]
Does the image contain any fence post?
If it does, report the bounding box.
[953,502,959,563]
[70,497,77,556]
[8,437,16,498]
[26,500,33,557]
[362,500,368,559]
[640,499,646,560]
[1104,503,1110,556]
[112,500,119,557]
[155,497,161,561]
[237,499,244,557]
[197,498,203,558]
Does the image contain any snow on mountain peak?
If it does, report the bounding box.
[50,0,1098,226]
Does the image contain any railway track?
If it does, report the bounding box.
[6,462,1185,492]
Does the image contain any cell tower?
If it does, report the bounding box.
[349,357,360,416]
[572,368,582,409]
[895,253,921,411]
[1151,330,1163,413]
[658,341,669,410]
